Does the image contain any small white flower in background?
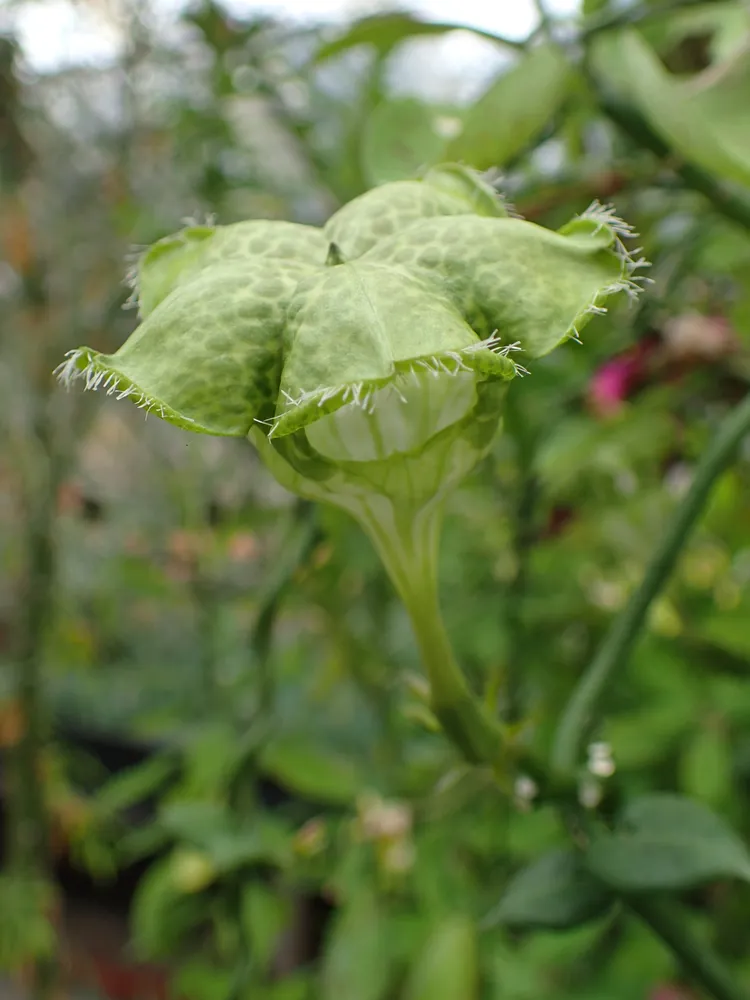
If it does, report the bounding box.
[357,793,413,842]
[514,774,539,812]
[587,741,615,778]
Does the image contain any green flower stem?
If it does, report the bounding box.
[552,391,750,778]
[359,501,505,765]
[628,897,748,1000]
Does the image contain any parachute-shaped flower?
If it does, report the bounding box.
[57,165,646,762]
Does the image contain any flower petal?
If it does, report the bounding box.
[324,164,506,259]
[363,209,640,357]
[59,261,309,436]
[135,220,328,317]
[272,261,515,437]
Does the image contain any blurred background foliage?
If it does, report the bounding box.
[1,0,750,997]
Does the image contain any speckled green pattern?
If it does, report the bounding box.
[323,166,508,260]
[273,260,515,437]
[59,166,641,449]
[363,215,624,358]
[70,260,309,436]
[323,181,473,259]
[137,220,328,317]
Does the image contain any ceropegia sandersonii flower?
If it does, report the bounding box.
[56,164,647,763]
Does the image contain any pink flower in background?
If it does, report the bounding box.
[589,314,738,419]
[588,340,654,417]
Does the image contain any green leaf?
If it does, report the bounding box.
[241,883,290,973]
[446,44,571,169]
[267,975,313,1000]
[131,855,205,959]
[586,793,750,892]
[93,754,177,817]
[656,3,750,64]
[259,735,361,804]
[159,801,291,869]
[315,12,504,63]
[694,610,750,660]
[486,849,613,930]
[321,892,390,1000]
[679,726,733,808]
[402,915,479,1000]
[172,959,234,1000]
[592,29,750,188]
[159,800,232,845]
[361,98,450,186]
[180,722,244,799]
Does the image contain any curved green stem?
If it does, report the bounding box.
[552,392,750,777]
[359,501,504,765]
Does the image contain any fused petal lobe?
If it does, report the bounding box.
[64,260,309,436]
[363,213,630,357]
[136,220,328,317]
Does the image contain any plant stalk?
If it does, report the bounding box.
[552,391,750,777]
[360,501,505,765]
[9,405,61,1000]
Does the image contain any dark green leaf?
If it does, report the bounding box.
[587,794,750,892]
[159,801,291,869]
[402,915,479,1000]
[94,754,177,817]
[321,892,390,1000]
[259,735,362,804]
[159,800,232,846]
[131,855,206,960]
[679,726,733,807]
[241,883,290,973]
[486,848,613,929]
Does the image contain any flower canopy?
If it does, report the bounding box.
[57,165,643,457]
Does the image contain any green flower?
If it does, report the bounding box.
[57,165,645,763]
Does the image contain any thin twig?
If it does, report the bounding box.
[552,391,750,777]
[532,0,553,40]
